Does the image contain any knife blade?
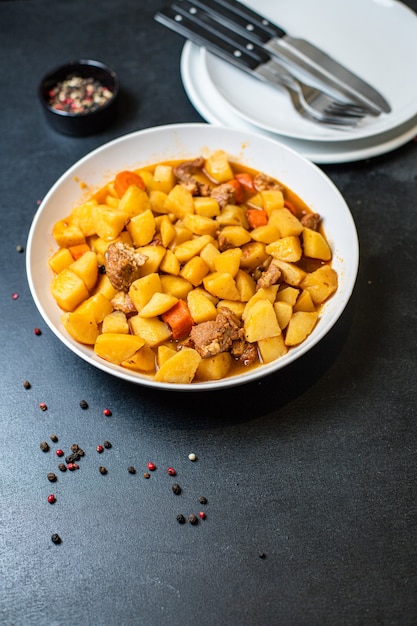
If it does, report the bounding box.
[175,0,390,115]
[154,4,369,124]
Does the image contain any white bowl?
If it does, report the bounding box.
[26,123,358,391]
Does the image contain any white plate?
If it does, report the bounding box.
[181,42,417,164]
[195,0,417,142]
[26,123,358,391]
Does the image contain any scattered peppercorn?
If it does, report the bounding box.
[96,445,104,453]
[39,402,47,411]
[167,467,176,476]
[103,441,112,449]
[147,462,156,471]
[127,466,136,474]
[198,512,206,520]
[40,441,50,452]
[172,484,181,495]
[23,380,31,389]
[188,514,198,525]
[34,328,42,336]
[58,463,67,472]
[67,463,79,471]
[103,408,112,416]
[51,533,61,544]
[176,514,186,524]
[12,292,19,300]
[47,473,57,482]
[66,452,81,463]
[16,245,24,253]
[143,472,150,479]
[79,400,89,410]
[56,449,64,457]
[47,494,56,504]
[99,466,107,475]
[258,551,266,559]
[199,496,208,505]
[188,453,197,462]
[98,265,106,274]
[50,434,58,443]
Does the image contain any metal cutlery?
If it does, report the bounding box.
[177,0,391,115]
[155,4,368,126]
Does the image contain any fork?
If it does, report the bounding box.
[155,3,368,126]
[255,59,367,126]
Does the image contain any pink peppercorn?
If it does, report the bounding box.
[198,512,206,520]
[56,449,64,457]
[167,467,176,476]
[67,463,79,471]
[47,494,56,504]
[39,402,47,411]
[12,292,19,300]
[147,462,156,471]
[96,445,104,453]
[34,328,42,335]
[103,408,112,416]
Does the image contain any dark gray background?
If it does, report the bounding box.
[1,0,417,624]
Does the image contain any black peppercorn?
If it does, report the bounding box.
[172,484,181,495]
[79,400,89,409]
[176,514,186,524]
[40,441,50,452]
[258,551,266,559]
[199,496,208,505]
[65,452,81,464]
[51,533,61,544]
[188,514,198,525]
[127,466,136,474]
[23,380,31,389]
[99,466,107,475]
[50,434,58,443]
[98,265,106,274]
[47,472,57,482]
[143,472,150,479]
[58,463,67,472]
[103,441,112,449]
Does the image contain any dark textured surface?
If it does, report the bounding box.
[1,1,417,624]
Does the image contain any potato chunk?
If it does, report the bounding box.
[94,333,145,364]
[154,347,201,383]
[285,311,318,346]
[244,299,281,343]
[300,266,338,304]
[51,268,89,311]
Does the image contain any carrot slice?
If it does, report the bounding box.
[69,243,90,260]
[246,208,268,229]
[161,299,194,340]
[235,172,255,192]
[114,170,146,198]
[227,178,245,203]
[284,200,297,215]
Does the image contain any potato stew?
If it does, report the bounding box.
[49,150,338,384]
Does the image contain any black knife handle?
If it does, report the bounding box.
[180,0,286,41]
[155,6,266,72]
[172,0,270,63]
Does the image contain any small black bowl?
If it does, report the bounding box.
[39,59,119,136]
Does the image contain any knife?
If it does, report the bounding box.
[173,0,391,115]
[154,4,370,124]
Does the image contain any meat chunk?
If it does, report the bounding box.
[173,157,211,196]
[253,173,283,192]
[210,183,236,208]
[301,212,321,231]
[104,242,148,292]
[111,291,137,314]
[231,338,258,366]
[256,261,281,291]
[190,307,244,358]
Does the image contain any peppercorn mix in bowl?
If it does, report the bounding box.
[38,59,119,136]
[26,123,358,391]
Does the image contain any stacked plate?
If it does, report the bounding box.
[180,0,417,164]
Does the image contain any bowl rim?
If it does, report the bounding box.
[38,58,119,118]
[26,122,359,392]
